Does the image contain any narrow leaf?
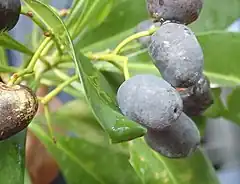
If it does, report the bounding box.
[0,33,33,55]
[0,131,26,184]
[129,138,220,184]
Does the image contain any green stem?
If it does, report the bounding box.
[8,37,51,85]
[40,78,83,98]
[119,42,142,54]
[21,6,47,32]
[56,54,72,63]
[57,63,74,69]
[51,39,64,57]
[43,105,56,144]
[54,52,124,72]
[20,49,51,70]
[41,40,55,56]
[37,7,72,60]
[31,6,71,58]
[41,75,79,104]
[25,37,51,71]
[53,69,83,92]
[86,53,125,72]
[113,27,157,54]
[123,58,130,80]
[87,53,130,80]
[21,7,63,57]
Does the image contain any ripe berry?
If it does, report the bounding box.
[135,19,161,47]
[0,83,38,140]
[0,0,21,32]
[146,0,203,25]
[178,75,214,116]
[148,22,204,88]
[144,113,200,158]
[117,74,183,130]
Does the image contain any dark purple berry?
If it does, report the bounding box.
[178,75,214,116]
[144,113,200,158]
[0,0,21,32]
[117,74,183,130]
[148,22,204,88]
[146,0,203,25]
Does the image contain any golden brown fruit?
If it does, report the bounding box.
[0,82,38,140]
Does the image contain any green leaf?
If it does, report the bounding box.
[191,116,207,136]
[30,100,141,184]
[0,130,26,184]
[0,47,7,66]
[0,65,18,73]
[77,0,148,48]
[204,88,225,118]
[227,87,240,114]
[24,0,146,143]
[22,1,64,36]
[100,70,124,93]
[0,46,18,73]
[82,29,135,52]
[129,138,220,184]
[198,32,240,86]
[190,0,240,32]
[222,87,240,125]
[65,0,86,30]
[68,0,114,39]
[0,33,33,55]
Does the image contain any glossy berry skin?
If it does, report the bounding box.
[148,22,204,88]
[146,0,203,25]
[144,113,200,158]
[0,0,21,32]
[178,75,214,116]
[117,74,183,130]
[135,19,161,47]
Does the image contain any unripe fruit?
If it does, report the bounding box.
[178,75,213,116]
[0,0,21,32]
[148,22,204,88]
[117,74,183,130]
[0,83,38,140]
[135,19,161,47]
[146,0,203,25]
[144,113,200,158]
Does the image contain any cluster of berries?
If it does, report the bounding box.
[117,0,214,158]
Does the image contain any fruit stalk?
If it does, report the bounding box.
[8,37,52,85]
[40,75,79,105]
[113,26,158,54]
